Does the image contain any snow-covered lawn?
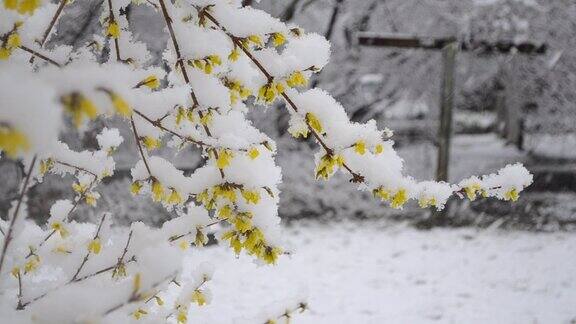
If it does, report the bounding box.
[185,221,576,323]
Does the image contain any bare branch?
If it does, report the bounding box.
[0,155,37,279]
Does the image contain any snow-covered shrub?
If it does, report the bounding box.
[0,0,533,322]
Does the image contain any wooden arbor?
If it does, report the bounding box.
[357,33,546,219]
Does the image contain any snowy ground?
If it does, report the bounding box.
[184,221,576,324]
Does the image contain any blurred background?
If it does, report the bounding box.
[2,0,576,231]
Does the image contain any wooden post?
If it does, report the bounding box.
[436,42,457,183]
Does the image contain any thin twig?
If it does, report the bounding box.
[54,159,98,178]
[19,256,136,309]
[133,109,208,148]
[70,213,108,282]
[0,155,37,279]
[113,230,133,274]
[16,271,23,309]
[103,271,177,316]
[157,0,198,107]
[168,218,226,242]
[30,0,67,64]
[18,46,61,67]
[130,116,152,176]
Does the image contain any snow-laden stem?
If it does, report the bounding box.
[103,271,178,316]
[18,45,61,67]
[155,0,225,179]
[133,109,209,148]
[0,155,37,280]
[107,0,121,62]
[27,175,99,258]
[70,213,108,282]
[29,0,67,64]
[130,116,152,177]
[157,0,198,107]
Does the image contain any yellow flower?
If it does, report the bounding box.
[354,140,366,155]
[88,238,102,254]
[40,159,54,175]
[373,187,390,201]
[286,71,307,88]
[216,150,233,169]
[191,289,206,306]
[178,239,189,250]
[11,266,20,278]
[85,192,98,206]
[112,262,127,278]
[138,75,160,89]
[177,307,188,324]
[418,197,437,209]
[0,47,11,60]
[18,0,40,14]
[4,0,40,14]
[248,35,263,47]
[275,82,285,94]
[258,83,277,103]
[234,215,252,233]
[241,189,260,205]
[167,189,183,205]
[200,111,212,126]
[288,125,309,139]
[186,109,195,122]
[192,59,205,70]
[133,272,142,293]
[271,32,286,47]
[504,188,519,202]
[0,126,30,158]
[218,205,232,219]
[375,144,384,155]
[194,229,208,247]
[315,154,344,180]
[151,179,166,202]
[203,62,213,74]
[142,136,161,150]
[110,93,131,117]
[390,189,408,209]
[61,94,99,127]
[72,182,87,193]
[305,112,323,134]
[24,255,40,274]
[244,228,263,251]
[51,221,69,238]
[130,181,143,195]
[214,185,237,203]
[207,55,221,66]
[464,183,482,201]
[248,147,259,160]
[228,48,240,62]
[53,245,71,254]
[132,308,148,320]
[6,32,20,49]
[262,246,281,265]
[175,106,187,125]
[106,20,120,39]
[4,0,17,10]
